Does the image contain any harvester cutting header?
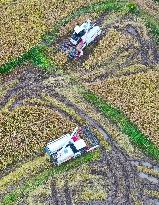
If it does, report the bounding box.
[60,19,101,60]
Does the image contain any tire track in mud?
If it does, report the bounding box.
[124,24,159,65]
[0,68,50,108]
[51,178,59,205]
[1,69,158,204]
[85,150,119,205]
[63,180,73,205]
[89,149,127,205]
[44,91,143,205]
[80,23,159,83]
[147,197,159,205]
[130,159,159,170]
[3,74,158,204]
[139,179,159,191]
[0,78,64,110]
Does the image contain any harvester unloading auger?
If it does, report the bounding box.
[59,19,102,60]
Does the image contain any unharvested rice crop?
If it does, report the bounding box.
[0,106,76,170]
[88,69,159,147]
[0,0,101,66]
[137,166,159,177]
[144,189,159,199]
[115,64,147,76]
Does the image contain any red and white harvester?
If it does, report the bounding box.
[59,19,101,60]
[45,126,100,165]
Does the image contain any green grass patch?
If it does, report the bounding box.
[0,53,29,74]
[82,91,159,161]
[27,46,54,69]
[142,12,159,45]
[153,0,159,3]
[1,150,100,205]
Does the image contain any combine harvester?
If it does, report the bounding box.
[59,19,101,60]
[45,126,100,165]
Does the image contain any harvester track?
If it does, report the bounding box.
[44,91,154,204]
[1,67,159,204]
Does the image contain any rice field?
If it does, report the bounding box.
[0,0,159,204]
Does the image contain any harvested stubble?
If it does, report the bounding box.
[144,189,159,199]
[74,177,107,202]
[0,155,49,192]
[55,163,108,203]
[27,182,51,205]
[1,150,99,205]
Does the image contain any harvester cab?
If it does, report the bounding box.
[70,19,93,45]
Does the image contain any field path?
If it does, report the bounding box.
[45,91,159,204]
